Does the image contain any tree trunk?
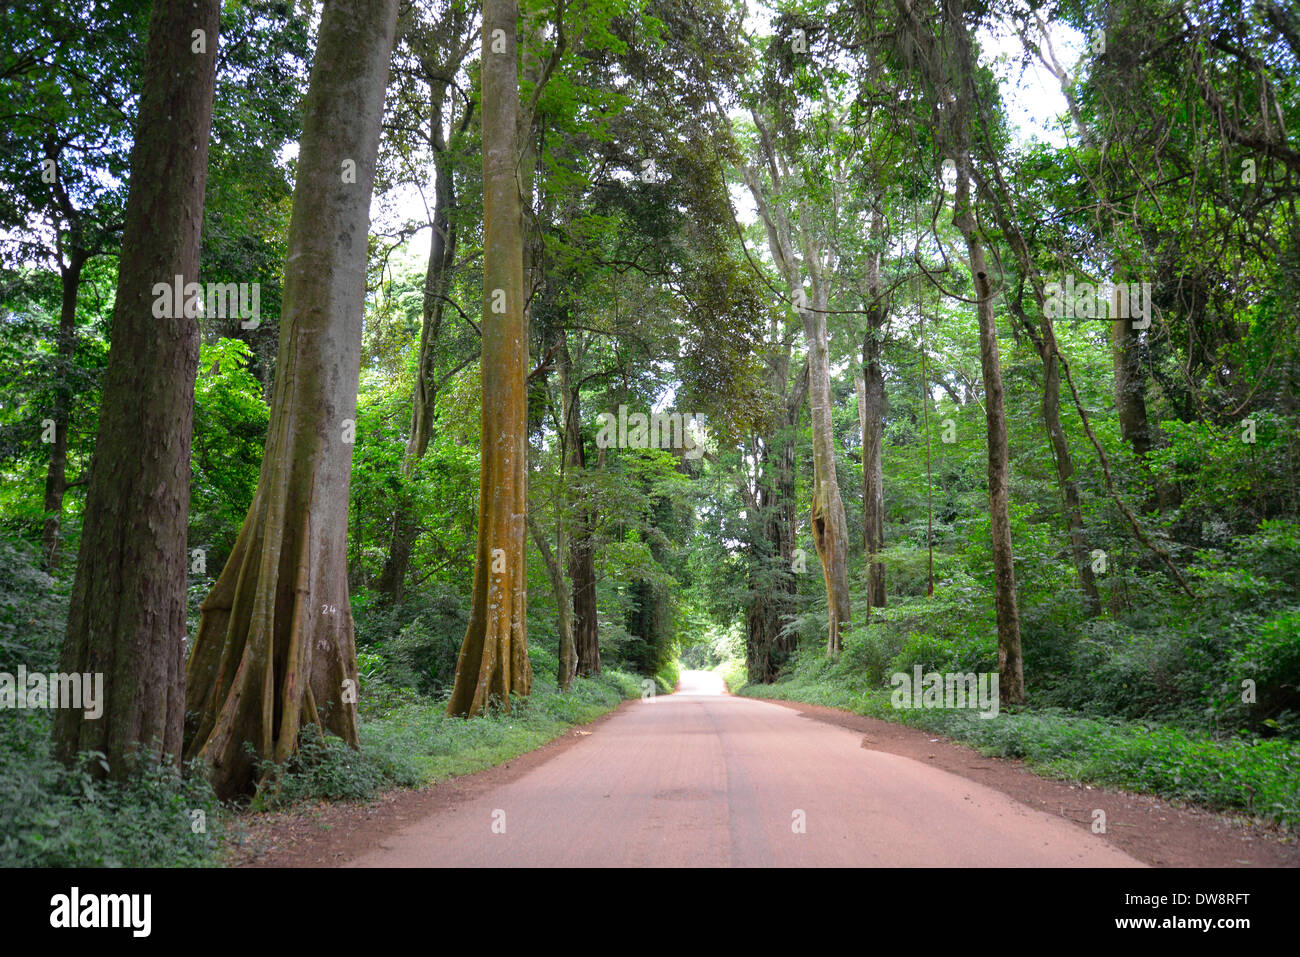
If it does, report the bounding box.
[569,528,599,676]
[563,352,600,676]
[42,250,86,571]
[1038,315,1101,615]
[956,198,1025,706]
[1112,317,1152,458]
[745,414,798,683]
[800,284,852,655]
[860,206,888,613]
[968,164,1102,617]
[378,59,463,603]
[446,0,533,716]
[893,0,1025,705]
[53,0,221,775]
[861,326,887,612]
[527,511,575,690]
[184,0,398,797]
[742,130,850,656]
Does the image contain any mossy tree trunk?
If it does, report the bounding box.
[184,0,399,797]
[446,0,534,716]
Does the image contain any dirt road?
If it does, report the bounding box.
[345,671,1143,867]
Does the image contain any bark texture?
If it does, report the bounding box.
[446,0,534,715]
[184,0,399,797]
[801,281,852,654]
[1112,316,1153,458]
[745,389,800,683]
[53,0,221,774]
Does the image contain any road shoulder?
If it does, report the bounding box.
[225,699,637,868]
[753,696,1299,868]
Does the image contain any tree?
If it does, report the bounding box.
[377,0,478,603]
[52,0,221,774]
[184,0,400,797]
[743,109,852,656]
[446,0,533,717]
[891,0,1024,703]
[0,2,149,570]
[860,203,888,614]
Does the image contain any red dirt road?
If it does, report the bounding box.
[346,671,1143,867]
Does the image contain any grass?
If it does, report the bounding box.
[249,667,641,810]
[350,669,638,786]
[741,673,1300,828]
[1,664,642,866]
[714,657,747,694]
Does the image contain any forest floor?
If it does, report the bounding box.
[227,673,1298,867]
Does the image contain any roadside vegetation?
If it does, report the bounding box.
[729,520,1300,829]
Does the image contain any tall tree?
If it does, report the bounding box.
[377,0,478,602]
[860,203,888,613]
[185,0,399,797]
[52,0,221,774]
[891,0,1024,703]
[558,331,599,679]
[743,111,852,655]
[446,0,533,716]
[743,357,803,683]
[0,3,148,570]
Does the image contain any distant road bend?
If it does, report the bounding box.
[348,670,1143,867]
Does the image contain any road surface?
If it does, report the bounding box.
[347,670,1143,867]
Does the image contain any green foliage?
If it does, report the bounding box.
[353,584,469,698]
[0,708,225,867]
[655,655,680,694]
[190,338,268,566]
[0,538,64,673]
[0,537,222,867]
[251,724,422,810]
[260,668,643,804]
[715,657,747,694]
